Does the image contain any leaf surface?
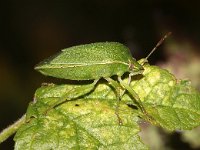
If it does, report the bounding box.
[14,65,200,149]
[14,83,147,150]
[129,65,200,130]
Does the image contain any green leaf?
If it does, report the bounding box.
[14,64,200,149]
[14,83,148,150]
[129,64,200,130]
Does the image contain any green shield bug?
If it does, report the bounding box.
[35,32,171,124]
[35,42,144,80]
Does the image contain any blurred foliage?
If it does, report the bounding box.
[159,40,200,90]
[182,127,200,149]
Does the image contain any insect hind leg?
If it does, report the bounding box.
[44,80,98,115]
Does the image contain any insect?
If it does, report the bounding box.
[35,32,171,123]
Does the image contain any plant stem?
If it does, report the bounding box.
[0,114,26,143]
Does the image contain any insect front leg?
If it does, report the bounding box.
[118,76,154,121]
[119,73,133,97]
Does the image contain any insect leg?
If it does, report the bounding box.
[44,80,98,115]
[117,76,156,122]
[117,76,147,114]
[104,77,123,125]
[120,73,132,97]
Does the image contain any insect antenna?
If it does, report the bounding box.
[146,32,172,60]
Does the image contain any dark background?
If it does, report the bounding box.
[1,1,200,149]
